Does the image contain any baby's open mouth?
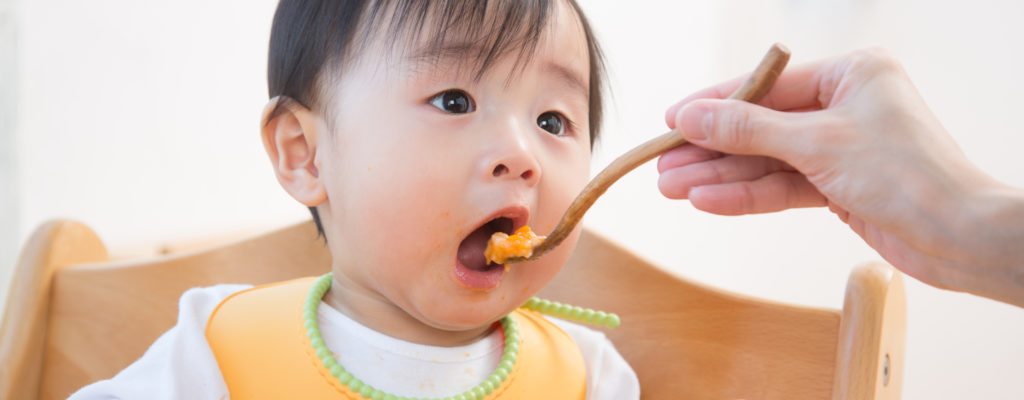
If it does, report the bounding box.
[457,217,514,272]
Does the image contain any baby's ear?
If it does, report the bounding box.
[260,96,327,207]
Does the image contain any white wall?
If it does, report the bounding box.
[0,0,16,319]
[3,0,1023,398]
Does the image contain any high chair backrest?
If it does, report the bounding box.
[1,220,905,400]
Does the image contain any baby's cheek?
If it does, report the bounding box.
[537,169,588,231]
[374,175,455,246]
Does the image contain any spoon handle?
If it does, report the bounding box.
[524,43,792,261]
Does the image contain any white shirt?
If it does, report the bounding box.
[69,284,640,400]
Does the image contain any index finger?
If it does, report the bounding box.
[665,56,838,128]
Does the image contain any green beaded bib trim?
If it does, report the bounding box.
[303,273,618,400]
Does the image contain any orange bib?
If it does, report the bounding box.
[206,277,586,399]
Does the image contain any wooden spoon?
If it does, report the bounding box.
[502,43,792,264]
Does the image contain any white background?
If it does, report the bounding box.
[2,0,1023,398]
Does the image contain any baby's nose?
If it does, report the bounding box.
[491,163,533,180]
[484,121,541,186]
[487,152,540,187]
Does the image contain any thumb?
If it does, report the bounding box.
[675,98,811,161]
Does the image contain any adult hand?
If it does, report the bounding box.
[658,48,1024,307]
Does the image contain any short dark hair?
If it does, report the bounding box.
[266,0,607,240]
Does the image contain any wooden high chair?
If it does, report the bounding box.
[1,220,906,400]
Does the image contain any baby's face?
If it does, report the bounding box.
[316,2,592,331]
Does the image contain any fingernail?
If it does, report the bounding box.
[679,105,710,141]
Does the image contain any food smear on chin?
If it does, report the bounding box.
[484,226,546,268]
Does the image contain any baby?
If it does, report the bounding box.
[70,0,639,398]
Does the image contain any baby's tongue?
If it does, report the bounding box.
[458,226,493,271]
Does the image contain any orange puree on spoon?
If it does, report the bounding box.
[484,226,546,268]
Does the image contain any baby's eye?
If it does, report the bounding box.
[537,111,567,135]
[429,90,476,114]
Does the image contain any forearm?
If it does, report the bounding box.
[950,183,1024,306]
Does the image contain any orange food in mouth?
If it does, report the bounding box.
[484,226,546,267]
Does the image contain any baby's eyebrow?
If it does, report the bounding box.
[543,61,589,102]
[406,42,588,101]
[406,42,486,73]
[409,42,477,60]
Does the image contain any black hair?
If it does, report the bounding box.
[266,0,606,240]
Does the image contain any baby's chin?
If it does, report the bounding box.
[410,292,526,331]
